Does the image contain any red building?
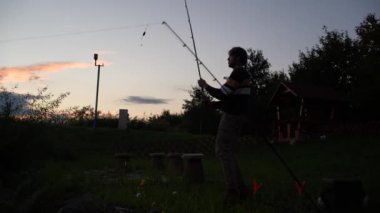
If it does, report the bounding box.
[269,82,349,143]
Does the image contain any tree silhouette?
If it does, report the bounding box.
[352,14,380,120]
[289,27,359,93]
[289,13,380,121]
[182,87,220,134]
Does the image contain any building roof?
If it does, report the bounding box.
[270,82,350,103]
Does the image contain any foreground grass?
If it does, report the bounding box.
[1,125,379,212]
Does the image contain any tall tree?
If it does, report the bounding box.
[352,14,380,120]
[246,49,289,105]
[289,14,380,121]
[246,49,271,98]
[356,14,380,54]
[182,87,220,134]
[0,86,28,120]
[289,27,360,93]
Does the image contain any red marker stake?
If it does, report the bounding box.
[295,181,306,196]
[253,180,263,195]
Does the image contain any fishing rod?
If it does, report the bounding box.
[255,102,320,212]
[184,0,202,80]
[162,21,223,88]
[183,0,204,134]
[264,138,321,212]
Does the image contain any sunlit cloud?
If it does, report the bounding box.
[0,62,93,83]
[123,96,170,105]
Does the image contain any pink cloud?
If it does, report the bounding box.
[0,62,93,83]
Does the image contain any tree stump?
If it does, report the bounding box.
[149,153,166,171]
[167,153,183,175]
[319,178,366,213]
[114,153,131,170]
[182,153,204,183]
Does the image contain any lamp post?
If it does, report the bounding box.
[93,53,104,129]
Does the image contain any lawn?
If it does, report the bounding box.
[1,124,379,212]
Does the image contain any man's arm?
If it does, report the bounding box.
[198,79,237,100]
[205,84,228,100]
[198,68,250,99]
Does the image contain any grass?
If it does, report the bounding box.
[1,125,379,212]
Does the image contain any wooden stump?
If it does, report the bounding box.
[182,153,204,183]
[167,153,183,175]
[149,153,166,171]
[320,178,366,213]
[114,153,131,170]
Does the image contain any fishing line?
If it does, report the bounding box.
[0,22,161,43]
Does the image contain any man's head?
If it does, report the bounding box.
[228,47,248,68]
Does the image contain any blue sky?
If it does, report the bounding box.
[0,0,379,117]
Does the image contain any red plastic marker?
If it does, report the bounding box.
[295,181,306,196]
[253,180,263,195]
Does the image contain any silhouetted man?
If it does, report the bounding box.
[198,47,251,206]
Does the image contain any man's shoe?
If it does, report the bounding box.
[223,189,241,207]
[238,185,252,201]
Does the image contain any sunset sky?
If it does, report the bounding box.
[1,0,379,117]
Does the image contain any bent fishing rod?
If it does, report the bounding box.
[184,0,202,81]
[255,102,320,212]
[266,138,320,212]
[183,0,204,134]
[162,21,223,88]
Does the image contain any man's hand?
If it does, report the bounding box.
[198,79,208,88]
